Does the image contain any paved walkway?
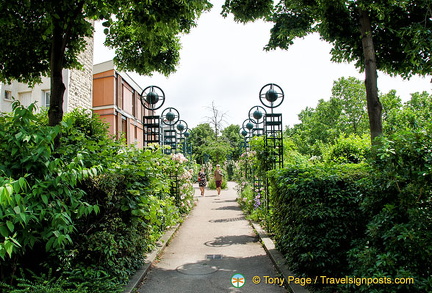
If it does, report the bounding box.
[138,181,287,292]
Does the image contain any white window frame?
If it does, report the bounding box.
[4,90,12,101]
[43,90,50,108]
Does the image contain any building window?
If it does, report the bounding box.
[121,115,128,141]
[18,91,32,107]
[43,90,50,107]
[4,90,12,100]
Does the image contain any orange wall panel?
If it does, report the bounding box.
[93,70,115,107]
[94,109,116,136]
[122,85,134,115]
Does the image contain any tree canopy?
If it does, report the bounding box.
[0,0,212,126]
[189,123,242,164]
[222,0,432,141]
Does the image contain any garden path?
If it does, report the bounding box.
[137,181,286,292]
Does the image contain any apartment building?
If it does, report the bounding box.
[93,60,153,148]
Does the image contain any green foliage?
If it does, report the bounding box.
[268,164,369,290]
[0,267,122,293]
[249,136,274,177]
[202,141,232,166]
[383,91,432,134]
[346,128,432,293]
[288,77,371,157]
[207,177,228,190]
[221,0,273,23]
[331,77,368,135]
[189,123,216,164]
[221,124,243,160]
[190,123,241,165]
[0,102,100,262]
[0,0,212,125]
[265,126,432,292]
[324,134,370,164]
[56,118,193,284]
[236,181,265,222]
[0,104,196,291]
[283,137,310,166]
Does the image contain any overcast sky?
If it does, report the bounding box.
[93,0,431,130]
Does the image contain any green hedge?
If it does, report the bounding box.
[0,104,195,292]
[267,129,432,292]
[347,131,432,293]
[268,164,369,291]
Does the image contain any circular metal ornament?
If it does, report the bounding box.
[161,107,180,125]
[248,105,266,124]
[140,85,165,110]
[240,129,248,137]
[259,83,284,109]
[242,119,253,132]
[176,119,188,134]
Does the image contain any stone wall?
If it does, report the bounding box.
[67,31,94,112]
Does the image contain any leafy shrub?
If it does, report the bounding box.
[0,102,100,276]
[0,104,196,291]
[57,115,189,285]
[347,129,432,293]
[268,164,369,291]
[0,267,121,293]
[325,134,370,164]
[267,128,432,293]
[236,181,266,222]
[207,177,228,190]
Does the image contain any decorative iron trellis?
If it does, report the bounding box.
[140,85,165,147]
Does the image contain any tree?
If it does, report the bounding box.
[205,101,228,140]
[189,123,215,164]
[380,89,402,135]
[222,0,432,142]
[0,0,212,127]
[202,141,232,165]
[221,124,243,160]
[289,98,343,155]
[385,91,432,133]
[288,76,372,156]
[331,77,368,136]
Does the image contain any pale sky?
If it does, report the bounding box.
[93,1,431,130]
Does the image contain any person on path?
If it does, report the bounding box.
[197,166,207,196]
[214,164,223,196]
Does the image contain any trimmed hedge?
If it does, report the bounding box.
[269,164,369,280]
[267,129,432,293]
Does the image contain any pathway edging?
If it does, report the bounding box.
[251,221,311,293]
[123,186,310,293]
[122,221,183,293]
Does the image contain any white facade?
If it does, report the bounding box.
[0,35,94,114]
[1,73,63,113]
